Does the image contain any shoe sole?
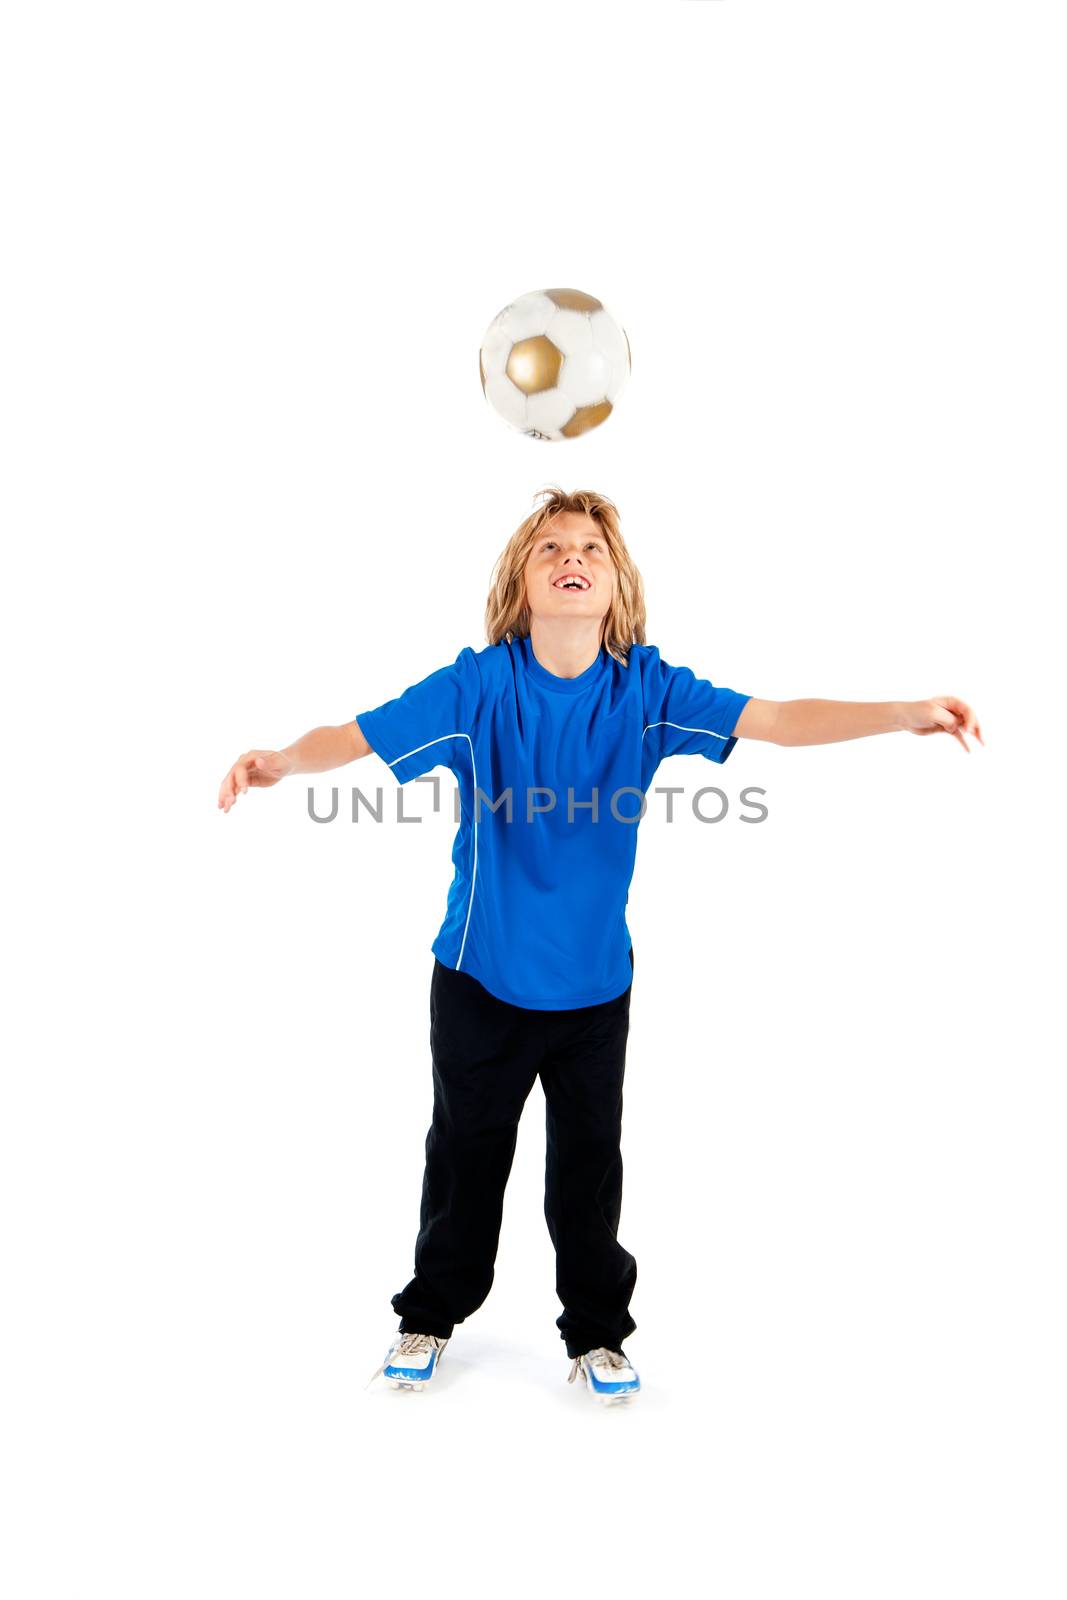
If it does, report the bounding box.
[384,1341,448,1391]
[574,1362,640,1405]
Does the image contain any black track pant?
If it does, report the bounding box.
[391,947,636,1360]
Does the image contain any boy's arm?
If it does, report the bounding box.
[734,696,983,752]
[217,719,372,812]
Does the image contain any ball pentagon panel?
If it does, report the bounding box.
[506,335,564,395]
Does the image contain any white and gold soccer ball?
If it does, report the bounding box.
[479,287,631,441]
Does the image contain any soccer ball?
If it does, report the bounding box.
[479,287,631,441]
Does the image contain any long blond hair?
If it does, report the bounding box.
[484,486,646,666]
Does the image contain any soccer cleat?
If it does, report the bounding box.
[367,1331,449,1391]
[567,1346,640,1404]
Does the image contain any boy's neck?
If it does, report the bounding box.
[527,617,604,681]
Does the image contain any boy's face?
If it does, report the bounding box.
[523,511,615,628]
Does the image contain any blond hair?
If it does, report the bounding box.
[484,486,646,666]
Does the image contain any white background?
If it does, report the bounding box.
[3,2,1065,1596]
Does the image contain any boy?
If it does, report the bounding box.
[218,486,982,1404]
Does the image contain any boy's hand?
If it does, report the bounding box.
[218,750,293,812]
[901,697,984,752]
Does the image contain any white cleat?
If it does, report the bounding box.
[367,1331,449,1391]
[567,1347,641,1405]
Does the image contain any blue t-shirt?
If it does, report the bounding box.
[355,636,750,1010]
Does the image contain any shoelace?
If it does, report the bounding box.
[365,1331,443,1389]
[567,1347,631,1384]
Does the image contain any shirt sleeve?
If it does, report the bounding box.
[641,646,751,766]
[355,646,481,786]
